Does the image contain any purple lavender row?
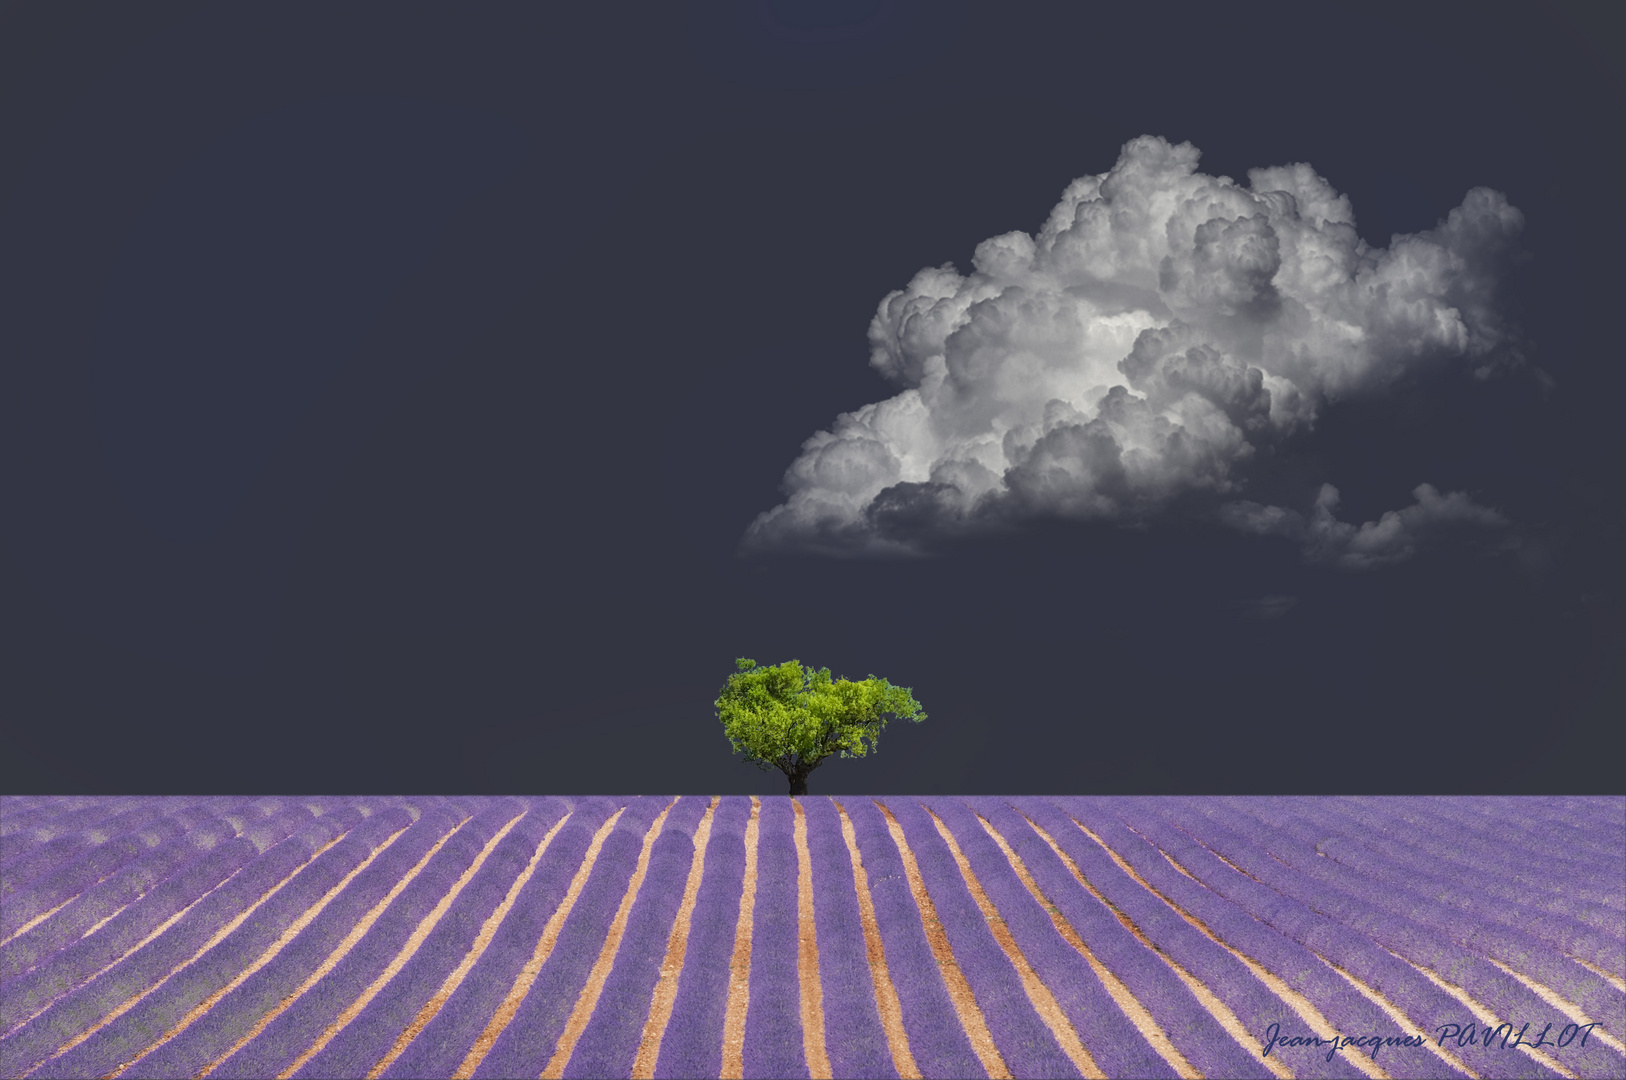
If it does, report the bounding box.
[925,798,1187,1080]
[133,798,439,1079]
[0,796,66,818]
[192,800,471,1080]
[0,798,160,881]
[1,799,197,900]
[1450,795,1623,833]
[1343,798,1623,900]
[437,797,502,823]
[953,794,1268,1080]
[740,797,811,1080]
[962,797,1246,1080]
[1005,797,1375,1080]
[1416,797,1626,868]
[289,796,543,1077]
[1117,799,1572,1080]
[1124,797,1516,1080]
[1241,798,1626,985]
[126,800,479,1080]
[1169,799,1626,1080]
[378,797,623,1080]
[0,796,163,864]
[800,796,897,1080]
[1,804,337,1079]
[880,797,1081,1079]
[1214,795,1619,959]
[0,799,154,879]
[1,806,253,982]
[30,805,380,1080]
[836,797,986,1080]
[1399,797,1625,909]
[2,797,156,833]
[0,799,334,887]
[1320,801,1625,940]
[1292,798,1625,948]
[47,806,408,1080]
[1196,796,1626,1073]
[277,798,557,1080]
[224,802,325,864]
[1124,797,1558,1080]
[1,795,102,815]
[1251,796,1626,1042]
[1099,796,1482,1073]
[0,810,255,1016]
[205,798,293,833]
[560,796,712,1080]
[1352,795,1626,906]
[1,801,239,941]
[0,798,62,843]
[1338,797,1625,898]
[0,796,109,825]
[652,795,751,1080]
[471,795,675,1080]
[1054,799,1495,1080]
[0,798,65,849]
[204,799,507,1080]
[1460,795,1626,841]
[0,796,65,839]
[0,801,317,1045]
[1366,796,1604,853]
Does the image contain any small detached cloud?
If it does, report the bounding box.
[1222,483,1508,570]
[1241,594,1298,621]
[741,135,1519,567]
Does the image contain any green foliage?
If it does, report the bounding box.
[714,657,926,790]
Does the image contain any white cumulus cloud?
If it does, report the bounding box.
[742,135,1520,566]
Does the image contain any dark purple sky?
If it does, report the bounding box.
[3,2,1622,795]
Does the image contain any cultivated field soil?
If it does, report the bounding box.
[1,795,1621,1080]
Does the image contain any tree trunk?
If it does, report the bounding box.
[785,759,819,796]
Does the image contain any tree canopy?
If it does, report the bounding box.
[714,657,926,795]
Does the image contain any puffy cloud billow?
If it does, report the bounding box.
[742,136,1522,567]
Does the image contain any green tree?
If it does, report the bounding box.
[714,657,926,795]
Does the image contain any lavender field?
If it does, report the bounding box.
[1,795,1620,1080]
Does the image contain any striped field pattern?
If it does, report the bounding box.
[1,795,1621,1079]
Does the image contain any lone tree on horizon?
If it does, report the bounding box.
[714,657,926,795]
